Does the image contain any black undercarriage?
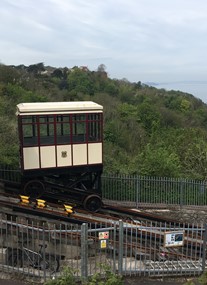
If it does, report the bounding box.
[20,166,103,212]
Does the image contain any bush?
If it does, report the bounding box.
[44,265,123,285]
[87,265,123,285]
[44,267,77,285]
[183,271,207,284]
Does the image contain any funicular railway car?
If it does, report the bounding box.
[16,101,103,211]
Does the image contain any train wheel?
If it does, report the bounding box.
[23,180,45,198]
[83,194,102,212]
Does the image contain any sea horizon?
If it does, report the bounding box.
[146,81,207,104]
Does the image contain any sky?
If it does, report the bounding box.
[1,0,207,102]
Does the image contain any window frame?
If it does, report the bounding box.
[20,112,103,147]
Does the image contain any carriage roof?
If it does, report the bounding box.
[16,101,103,115]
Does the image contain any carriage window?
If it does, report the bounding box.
[72,114,86,143]
[39,115,54,145]
[56,115,71,144]
[88,113,102,142]
[21,116,38,146]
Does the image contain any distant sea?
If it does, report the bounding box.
[146,82,207,104]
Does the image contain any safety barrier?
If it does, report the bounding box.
[0,212,205,282]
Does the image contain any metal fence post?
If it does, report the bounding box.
[118,220,123,276]
[42,224,46,281]
[136,177,139,209]
[202,223,207,272]
[81,223,88,279]
[180,179,184,209]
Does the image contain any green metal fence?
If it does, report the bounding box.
[102,174,207,208]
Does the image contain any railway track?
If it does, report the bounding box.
[0,179,184,225]
[0,187,190,226]
[0,183,203,234]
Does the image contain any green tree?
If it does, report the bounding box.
[104,81,118,96]
[0,64,20,84]
[117,103,137,120]
[137,102,161,134]
[0,117,19,166]
[67,68,94,95]
[28,62,45,75]
[97,64,106,73]
[51,68,63,78]
[135,144,181,177]
[180,98,191,112]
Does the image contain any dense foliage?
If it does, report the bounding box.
[1,63,207,180]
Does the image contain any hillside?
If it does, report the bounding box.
[1,63,207,179]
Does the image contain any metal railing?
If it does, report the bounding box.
[102,174,207,208]
[0,164,21,183]
[1,164,207,208]
[0,212,206,282]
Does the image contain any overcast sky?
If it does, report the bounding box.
[1,0,207,101]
